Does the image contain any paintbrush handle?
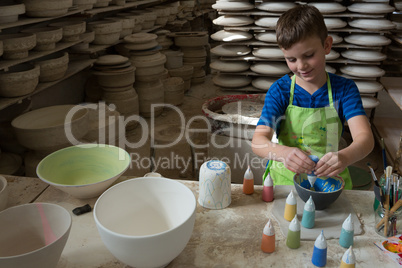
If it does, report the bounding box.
[384,203,390,236]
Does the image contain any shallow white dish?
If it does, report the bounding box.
[255,17,280,28]
[349,19,396,30]
[308,2,346,14]
[252,77,276,90]
[222,100,264,118]
[361,96,380,109]
[344,34,391,47]
[250,62,290,75]
[210,44,251,56]
[324,18,347,29]
[212,1,254,11]
[329,33,343,44]
[341,49,386,62]
[326,65,337,74]
[340,65,385,78]
[210,60,250,72]
[210,30,253,42]
[213,73,252,88]
[252,47,283,59]
[256,2,296,12]
[326,49,340,60]
[354,80,383,93]
[347,3,394,14]
[213,15,254,26]
[255,31,277,43]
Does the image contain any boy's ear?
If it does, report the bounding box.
[324,36,333,54]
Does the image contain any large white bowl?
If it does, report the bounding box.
[0,203,72,268]
[0,176,8,211]
[94,177,196,268]
[37,144,131,199]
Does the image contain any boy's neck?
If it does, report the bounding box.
[295,72,328,95]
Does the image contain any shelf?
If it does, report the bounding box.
[218,10,385,19]
[84,0,168,16]
[0,39,86,71]
[0,58,96,110]
[0,8,85,32]
[380,77,402,110]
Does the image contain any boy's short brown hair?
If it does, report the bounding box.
[276,5,328,50]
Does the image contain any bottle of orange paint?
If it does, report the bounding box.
[243,165,254,195]
[261,219,275,253]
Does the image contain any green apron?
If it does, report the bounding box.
[263,74,352,190]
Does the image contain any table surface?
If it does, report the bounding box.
[2,175,397,268]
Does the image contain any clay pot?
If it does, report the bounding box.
[0,64,40,98]
[134,80,164,117]
[93,0,112,7]
[163,50,183,69]
[21,26,63,51]
[0,3,25,23]
[164,77,184,106]
[130,52,166,76]
[70,30,95,51]
[87,20,122,45]
[35,52,69,82]
[135,69,168,82]
[11,105,89,152]
[106,17,135,38]
[73,0,97,10]
[49,20,86,42]
[93,66,136,89]
[22,0,73,17]
[104,87,139,114]
[0,33,36,60]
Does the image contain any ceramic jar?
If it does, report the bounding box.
[87,20,122,45]
[21,26,63,51]
[198,160,231,209]
[49,20,86,42]
[0,3,25,23]
[34,52,69,82]
[22,0,73,17]
[0,64,40,98]
[0,33,36,59]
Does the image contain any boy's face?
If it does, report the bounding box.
[281,36,332,86]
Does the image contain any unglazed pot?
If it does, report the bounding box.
[49,20,86,42]
[22,0,73,17]
[94,177,196,268]
[0,64,40,98]
[35,52,69,82]
[0,176,8,211]
[0,3,25,23]
[0,33,36,59]
[21,26,63,51]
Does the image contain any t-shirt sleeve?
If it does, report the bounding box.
[257,79,288,132]
[341,79,366,121]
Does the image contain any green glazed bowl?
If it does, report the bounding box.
[37,144,131,199]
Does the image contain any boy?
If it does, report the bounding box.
[251,5,374,189]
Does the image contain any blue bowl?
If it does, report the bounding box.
[294,173,345,210]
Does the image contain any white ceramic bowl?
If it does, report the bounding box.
[0,176,8,211]
[0,203,71,268]
[94,177,196,268]
[36,144,131,199]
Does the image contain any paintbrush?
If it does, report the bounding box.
[383,166,393,236]
[381,138,387,174]
[367,163,384,205]
[367,163,379,186]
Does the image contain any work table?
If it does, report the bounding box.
[3,175,396,267]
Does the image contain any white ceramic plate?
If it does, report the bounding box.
[354,80,383,93]
[326,65,337,74]
[349,19,396,31]
[330,33,343,44]
[347,3,394,14]
[344,34,391,46]
[210,44,251,56]
[361,96,380,109]
[326,49,340,60]
[210,60,250,72]
[213,73,252,88]
[341,49,387,62]
[324,18,347,29]
[250,62,290,75]
[340,65,385,78]
[211,30,253,42]
[212,1,255,11]
[255,17,280,28]
[308,2,346,14]
[222,100,264,117]
[256,2,297,12]
[252,47,284,59]
[252,77,276,90]
[213,15,254,26]
[255,31,277,43]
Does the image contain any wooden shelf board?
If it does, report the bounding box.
[85,0,165,15]
[0,39,86,71]
[380,76,402,110]
[0,8,85,31]
[0,58,96,110]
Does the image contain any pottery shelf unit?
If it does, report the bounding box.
[210,0,397,119]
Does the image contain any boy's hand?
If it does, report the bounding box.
[282,147,316,174]
[314,152,347,178]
